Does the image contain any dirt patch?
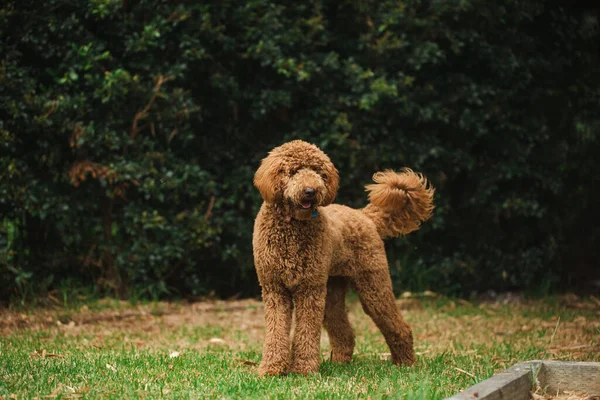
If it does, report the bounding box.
[0,299,264,347]
[0,299,263,332]
[1,295,598,360]
[532,390,600,400]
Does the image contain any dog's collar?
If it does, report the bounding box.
[273,203,319,222]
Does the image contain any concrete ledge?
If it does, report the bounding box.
[445,360,600,400]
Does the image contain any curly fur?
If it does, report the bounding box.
[252,140,435,376]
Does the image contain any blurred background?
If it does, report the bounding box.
[1,0,599,303]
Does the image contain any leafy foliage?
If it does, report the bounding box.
[1,0,599,300]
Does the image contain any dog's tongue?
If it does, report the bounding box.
[301,201,312,209]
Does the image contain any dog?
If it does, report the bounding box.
[252,140,434,375]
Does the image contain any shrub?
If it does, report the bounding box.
[1,0,598,300]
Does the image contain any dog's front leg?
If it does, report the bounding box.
[259,286,293,376]
[289,285,327,375]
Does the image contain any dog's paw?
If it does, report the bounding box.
[288,359,321,375]
[391,350,416,367]
[330,351,353,364]
[258,362,288,377]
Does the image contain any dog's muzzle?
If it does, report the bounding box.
[301,187,316,209]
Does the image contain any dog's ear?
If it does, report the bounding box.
[321,162,339,206]
[254,154,280,202]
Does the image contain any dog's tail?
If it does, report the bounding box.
[362,169,434,239]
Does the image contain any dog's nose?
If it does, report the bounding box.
[304,187,316,199]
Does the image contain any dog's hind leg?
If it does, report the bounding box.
[323,277,355,363]
[289,286,327,375]
[259,286,293,376]
[352,269,415,366]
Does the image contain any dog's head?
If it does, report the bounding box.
[254,140,340,220]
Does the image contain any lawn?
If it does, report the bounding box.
[1,293,599,399]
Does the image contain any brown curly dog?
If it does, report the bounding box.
[252,140,434,376]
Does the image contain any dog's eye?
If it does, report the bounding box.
[321,173,328,180]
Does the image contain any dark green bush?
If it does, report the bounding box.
[1,0,599,301]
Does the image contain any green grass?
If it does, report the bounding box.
[1,295,599,399]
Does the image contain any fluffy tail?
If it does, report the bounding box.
[362,169,435,239]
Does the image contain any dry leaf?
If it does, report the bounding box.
[42,384,63,399]
[238,359,258,366]
[208,337,227,345]
[29,350,64,359]
[63,386,76,393]
[454,367,475,378]
[444,301,457,311]
[379,353,391,361]
[105,363,117,372]
[169,351,180,359]
[47,294,60,304]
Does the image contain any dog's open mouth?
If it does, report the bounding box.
[300,200,314,209]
